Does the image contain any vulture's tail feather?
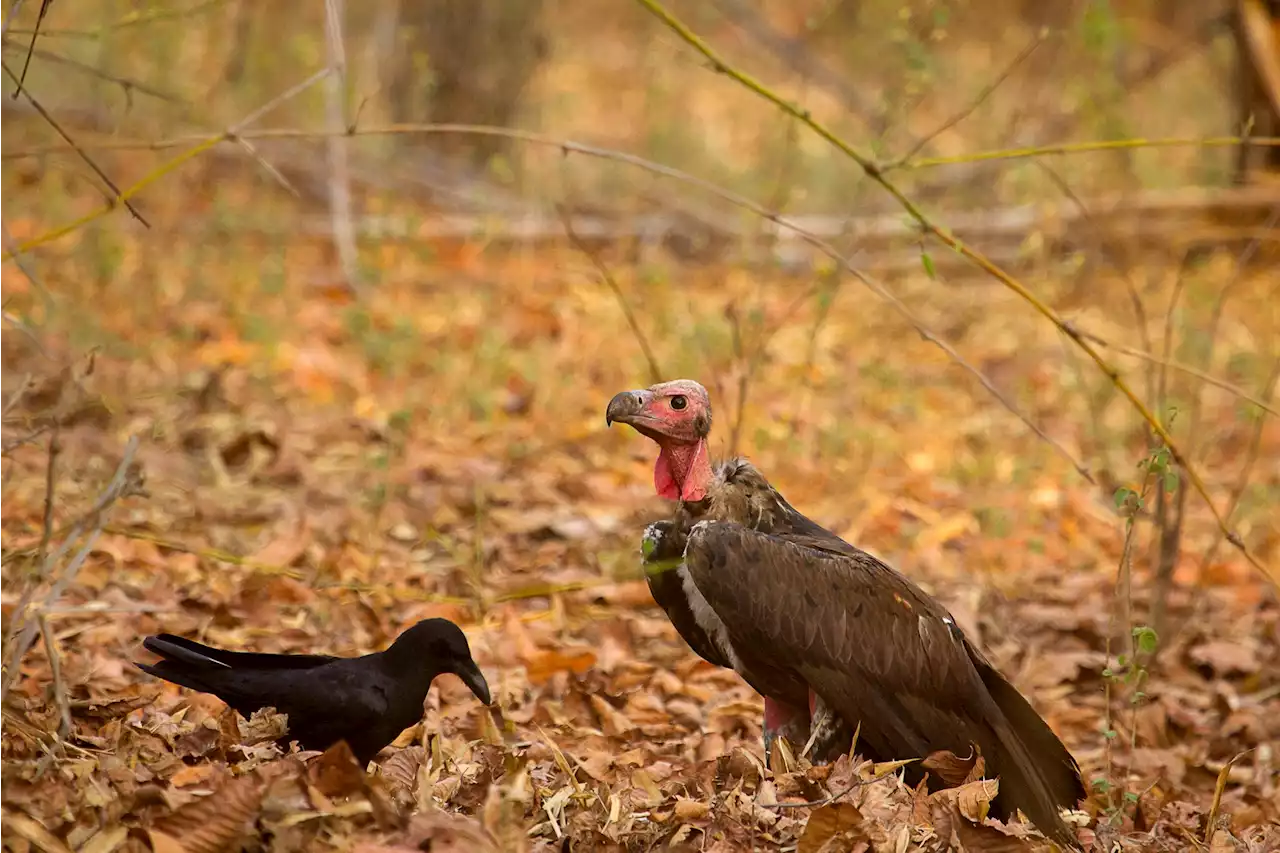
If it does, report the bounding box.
[981,668,1085,849]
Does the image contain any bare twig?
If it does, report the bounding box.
[1196,354,1280,576]
[1148,258,1191,649]
[1,0,26,38]
[1,435,141,704]
[322,0,361,292]
[1,309,50,361]
[1,67,332,261]
[725,306,749,457]
[891,32,1047,168]
[9,0,48,96]
[35,425,59,567]
[634,0,1273,585]
[37,613,71,740]
[1067,326,1278,418]
[1,60,149,226]
[1185,207,1280,452]
[0,42,189,104]
[5,0,228,38]
[557,204,663,385]
[5,125,1278,165]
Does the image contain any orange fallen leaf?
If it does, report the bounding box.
[168,764,214,788]
[523,648,597,685]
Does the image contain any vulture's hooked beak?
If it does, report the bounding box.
[454,661,492,706]
[605,389,654,429]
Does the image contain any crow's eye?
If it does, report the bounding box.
[670,395,687,411]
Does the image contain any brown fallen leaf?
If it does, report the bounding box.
[309,740,368,798]
[934,805,1038,852]
[150,763,293,853]
[956,778,1000,822]
[922,746,982,787]
[238,707,289,746]
[4,813,74,853]
[589,694,635,737]
[77,826,129,853]
[380,746,425,797]
[674,797,711,821]
[1189,640,1260,676]
[797,802,868,853]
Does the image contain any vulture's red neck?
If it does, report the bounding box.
[655,439,712,502]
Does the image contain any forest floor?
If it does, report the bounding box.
[2,236,1278,852]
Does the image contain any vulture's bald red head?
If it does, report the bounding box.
[606,379,714,502]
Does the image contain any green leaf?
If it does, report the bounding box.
[1113,487,1132,509]
[1092,777,1111,792]
[641,536,657,559]
[920,252,936,279]
[1132,625,1159,654]
[1163,469,1178,493]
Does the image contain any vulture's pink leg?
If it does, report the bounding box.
[763,697,811,765]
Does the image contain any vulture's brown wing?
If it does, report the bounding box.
[683,521,1083,847]
[640,521,733,670]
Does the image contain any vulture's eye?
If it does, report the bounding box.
[670,395,688,411]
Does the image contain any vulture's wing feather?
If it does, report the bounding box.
[683,521,1083,847]
[640,521,733,670]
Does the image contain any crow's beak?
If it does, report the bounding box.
[455,661,492,706]
[605,389,650,428]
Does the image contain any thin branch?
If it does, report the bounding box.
[1,42,189,104]
[1185,207,1280,453]
[891,31,1046,168]
[9,0,48,96]
[35,425,58,568]
[4,127,1278,164]
[2,60,149,225]
[556,204,662,385]
[1034,161,1154,403]
[37,612,71,741]
[5,0,228,38]
[322,0,361,293]
[633,0,1273,586]
[1,308,51,361]
[1196,354,1280,575]
[725,305,749,457]
[1,0,26,38]
[1067,326,1278,418]
[1,67,332,261]
[1,435,141,704]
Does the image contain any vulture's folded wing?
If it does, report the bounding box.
[640,521,734,670]
[682,520,1083,847]
[682,520,993,760]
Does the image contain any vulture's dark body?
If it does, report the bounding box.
[642,457,1084,846]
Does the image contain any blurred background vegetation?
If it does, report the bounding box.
[4,1,1277,232]
[2,0,1278,580]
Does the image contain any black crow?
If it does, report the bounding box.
[136,618,492,765]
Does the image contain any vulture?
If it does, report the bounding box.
[607,379,1084,846]
[136,618,491,765]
